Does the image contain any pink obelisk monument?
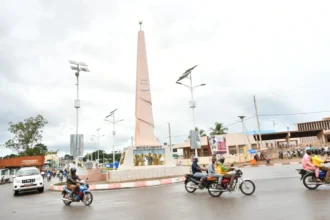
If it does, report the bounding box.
[135,21,160,146]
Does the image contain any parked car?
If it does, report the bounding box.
[13,167,44,196]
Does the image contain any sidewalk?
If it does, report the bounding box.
[237,156,330,167]
[49,176,186,191]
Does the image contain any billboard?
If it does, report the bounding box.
[133,146,165,166]
[209,136,227,155]
[0,156,45,168]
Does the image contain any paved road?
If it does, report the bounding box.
[1,165,330,220]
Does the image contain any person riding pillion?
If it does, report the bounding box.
[311,149,330,183]
[66,167,81,200]
[207,156,224,189]
[216,156,235,191]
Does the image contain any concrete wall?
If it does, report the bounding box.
[79,168,106,182]
[107,166,190,183]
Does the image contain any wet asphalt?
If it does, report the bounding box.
[1,165,330,220]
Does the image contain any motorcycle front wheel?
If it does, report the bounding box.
[239,180,256,196]
[185,180,197,193]
[82,192,93,206]
[207,183,222,197]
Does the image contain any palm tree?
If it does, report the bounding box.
[198,128,207,137]
[209,122,228,135]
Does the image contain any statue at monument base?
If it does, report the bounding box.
[106,146,189,183]
[118,145,176,170]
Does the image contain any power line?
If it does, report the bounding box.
[259,110,330,117]
[223,116,256,127]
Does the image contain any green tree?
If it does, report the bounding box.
[209,122,228,135]
[3,115,48,154]
[23,143,48,156]
[0,154,18,159]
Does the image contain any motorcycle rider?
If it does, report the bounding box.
[191,156,207,186]
[207,156,223,189]
[216,156,235,191]
[66,167,81,200]
[47,170,52,180]
[311,148,330,183]
[302,147,316,173]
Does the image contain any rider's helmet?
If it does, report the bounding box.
[305,147,311,155]
[70,167,77,175]
[218,155,225,164]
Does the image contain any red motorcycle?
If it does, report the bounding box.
[207,168,256,197]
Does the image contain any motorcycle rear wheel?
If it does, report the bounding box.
[185,180,197,193]
[82,192,93,206]
[62,193,72,205]
[302,173,320,190]
[207,183,222,197]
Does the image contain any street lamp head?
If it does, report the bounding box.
[238,116,245,120]
[200,83,206,86]
[176,81,182,85]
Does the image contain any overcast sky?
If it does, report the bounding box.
[1,0,330,157]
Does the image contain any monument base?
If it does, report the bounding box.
[106,145,189,183]
[107,165,189,183]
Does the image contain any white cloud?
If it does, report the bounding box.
[1,0,330,156]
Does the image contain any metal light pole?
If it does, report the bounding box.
[238,116,248,162]
[105,109,124,170]
[69,61,90,157]
[93,128,105,163]
[176,65,205,157]
[90,137,96,161]
[238,116,248,145]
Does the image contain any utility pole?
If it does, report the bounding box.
[168,123,172,152]
[253,95,263,149]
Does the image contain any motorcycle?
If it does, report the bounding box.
[184,168,256,197]
[61,179,93,206]
[0,176,10,185]
[207,168,256,197]
[285,151,292,159]
[47,173,51,182]
[296,163,330,190]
